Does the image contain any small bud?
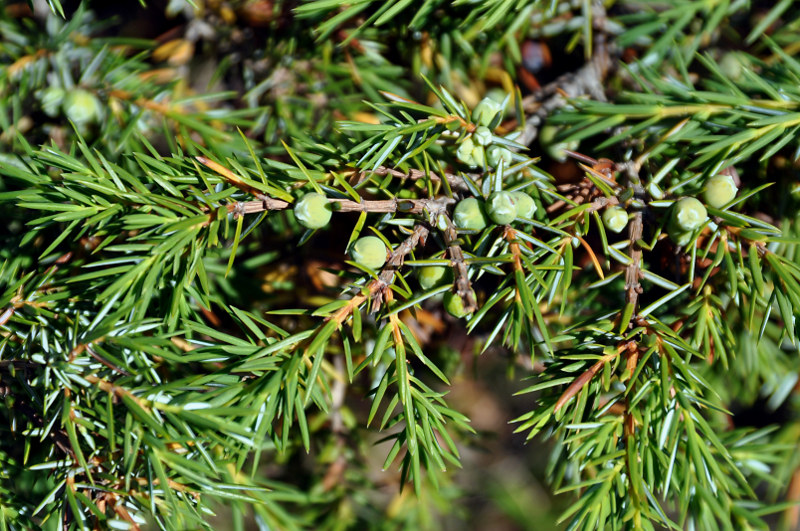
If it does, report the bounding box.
[703,175,738,208]
[719,52,745,82]
[418,266,452,290]
[486,191,516,225]
[602,206,628,234]
[350,236,387,270]
[472,97,503,128]
[672,197,707,231]
[457,137,476,166]
[510,191,536,219]
[473,126,493,146]
[294,192,332,229]
[63,89,102,125]
[453,197,488,231]
[444,290,475,318]
[40,87,65,118]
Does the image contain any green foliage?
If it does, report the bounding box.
[2,1,800,530]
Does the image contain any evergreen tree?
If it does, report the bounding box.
[1,1,800,529]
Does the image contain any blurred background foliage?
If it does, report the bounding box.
[1,0,800,530]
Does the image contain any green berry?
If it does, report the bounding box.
[510,191,536,219]
[294,192,332,229]
[602,206,628,234]
[487,145,513,168]
[454,197,488,231]
[40,87,65,118]
[672,197,707,231]
[418,266,452,290]
[539,124,579,162]
[703,175,737,208]
[473,126,493,146]
[486,191,516,225]
[457,137,476,166]
[444,291,475,318]
[63,89,102,125]
[472,97,502,127]
[350,236,387,270]
[719,52,745,81]
[666,215,695,246]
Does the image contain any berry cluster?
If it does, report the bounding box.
[667,175,738,245]
[290,92,741,326]
[453,190,537,231]
[287,94,550,321]
[456,97,513,168]
[597,174,739,246]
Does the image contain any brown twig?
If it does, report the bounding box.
[626,212,644,306]
[197,156,470,208]
[504,227,531,310]
[227,195,457,219]
[86,346,131,376]
[199,157,461,220]
[616,161,645,324]
[784,465,800,529]
[554,343,625,412]
[84,375,151,413]
[504,226,524,274]
[442,216,476,312]
[587,194,619,213]
[371,224,431,311]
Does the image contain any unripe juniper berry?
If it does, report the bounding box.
[350,236,387,270]
[294,192,332,229]
[454,197,488,231]
[486,191,516,225]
